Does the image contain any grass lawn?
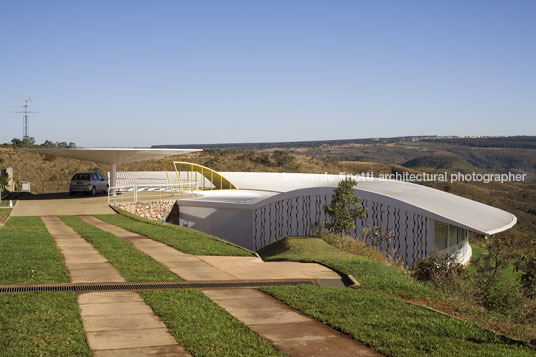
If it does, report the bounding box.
[258,236,437,299]
[0,208,12,216]
[0,200,16,207]
[141,289,283,357]
[0,217,69,284]
[60,216,181,282]
[0,208,11,225]
[0,292,90,356]
[258,237,536,355]
[260,285,535,357]
[96,210,253,256]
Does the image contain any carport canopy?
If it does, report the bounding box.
[20,148,202,191]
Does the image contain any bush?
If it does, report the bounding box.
[519,255,536,299]
[471,234,522,314]
[474,276,521,314]
[414,250,465,291]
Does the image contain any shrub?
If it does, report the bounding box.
[471,234,522,314]
[414,250,465,291]
[519,254,536,299]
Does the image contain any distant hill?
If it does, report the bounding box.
[151,136,437,150]
[422,136,536,149]
[402,155,478,173]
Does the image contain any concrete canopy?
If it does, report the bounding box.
[20,148,202,190]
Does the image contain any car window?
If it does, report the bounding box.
[91,174,98,180]
[73,174,90,181]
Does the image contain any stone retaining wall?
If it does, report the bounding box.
[118,201,176,222]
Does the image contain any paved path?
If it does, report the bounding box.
[203,288,380,357]
[13,193,114,216]
[42,216,124,283]
[78,292,189,356]
[42,216,190,356]
[80,215,341,281]
[78,215,382,356]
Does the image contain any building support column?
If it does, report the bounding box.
[110,163,117,196]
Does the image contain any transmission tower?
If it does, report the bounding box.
[12,98,39,141]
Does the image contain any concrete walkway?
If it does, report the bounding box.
[78,292,189,356]
[80,215,341,282]
[12,193,114,216]
[203,288,380,357]
[42,216,190,356]
[77,215,382,356]
[42,216,124,283]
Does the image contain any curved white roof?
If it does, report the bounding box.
[178,172,516,236]
[20,148,201,165]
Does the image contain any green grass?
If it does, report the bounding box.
[0,199,16,207]
[141,290,283,357]
[260,285,535,357]
[0,208,11,216]
[60,216,181,282]
[0,292,91,356]
[0,217,69,284]
[258,236,436,299]
[97,210,254,256]
[258,237,536,356]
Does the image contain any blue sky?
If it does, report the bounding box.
[1,0,535,147]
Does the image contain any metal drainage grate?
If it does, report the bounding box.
[0,280,317,294]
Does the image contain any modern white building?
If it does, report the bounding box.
[171,172,517,268]
[17,148,518,268]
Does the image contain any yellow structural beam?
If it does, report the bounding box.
[164,161,238,192]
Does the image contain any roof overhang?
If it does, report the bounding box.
[180,172,517,236]
[20,148,202,165]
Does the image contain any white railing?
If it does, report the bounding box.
[107,182,198,205]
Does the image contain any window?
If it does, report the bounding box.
[457,227,467,245]
[434,222,448,250]
[434,221,468,253]
[73,174,90,181]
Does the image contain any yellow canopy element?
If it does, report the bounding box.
[164,161,238,192]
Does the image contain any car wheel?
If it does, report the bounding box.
[90,186,96,196]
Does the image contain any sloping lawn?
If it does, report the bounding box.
[0,292,90,356]
[97,210,253,256]
[141,289,283,357]
[261,285,535,357]
[258,236,436,299]
[60,216,181,281]
[0,217,69,284]
[258,237,536,356]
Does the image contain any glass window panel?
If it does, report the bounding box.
[434,222,448,250]
[448,225,458,248]
[458,228,466,245]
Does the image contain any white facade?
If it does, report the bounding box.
[173,172,515,268]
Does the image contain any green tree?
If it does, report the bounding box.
[324,177,366,235]
[0,175,9,191]
[472,234,521,313]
